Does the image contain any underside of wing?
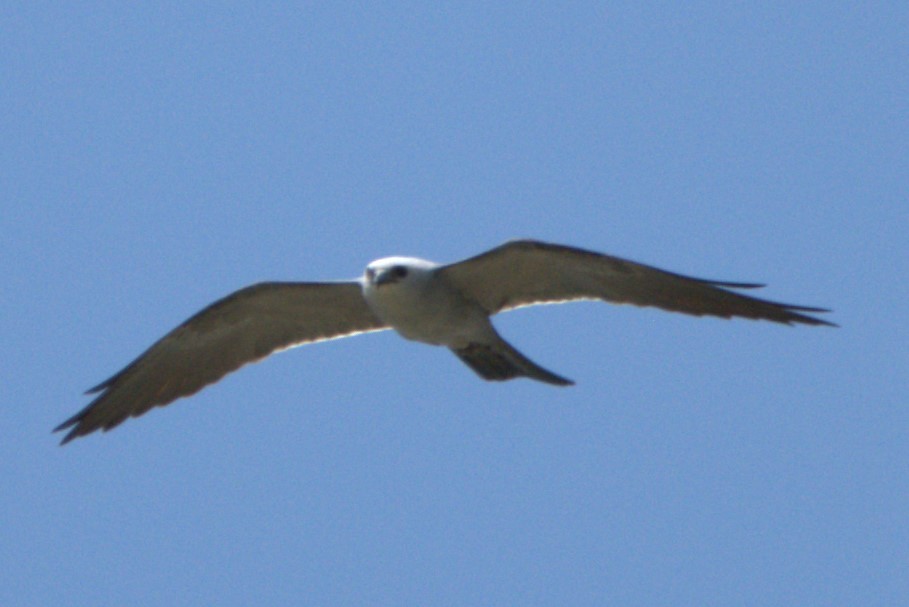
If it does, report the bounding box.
[55,281,386,443]
[439,240,835,326]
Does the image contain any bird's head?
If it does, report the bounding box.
[363,256,437,289]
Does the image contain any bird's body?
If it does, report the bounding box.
[55,240,835,444]
[362,255,573,385]
[362,256,485,347]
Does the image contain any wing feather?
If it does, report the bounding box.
[55,281,385,443]
[439,240,835,326]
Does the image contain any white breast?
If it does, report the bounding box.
[361,268,492,347]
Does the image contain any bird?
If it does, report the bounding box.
[54,239,835,444]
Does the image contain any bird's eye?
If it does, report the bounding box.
[392,266,408,278]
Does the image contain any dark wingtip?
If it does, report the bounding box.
[85,379,112,395]
[792,316,838,328]
[53,403,94,445]
[53,415,79,434]
[716,281,766,289]
[57,429,79,446]
[53,418,81,445]
[809,315,838,328]
[779,304,837,327]
[53,420,79,446]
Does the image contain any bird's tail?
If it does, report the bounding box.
[451,337,573,386]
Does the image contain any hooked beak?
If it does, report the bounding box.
[373,269,396,286]
[366,268,395,286]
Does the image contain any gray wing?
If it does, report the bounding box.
[439,240,835,326]
[55,281,386,444]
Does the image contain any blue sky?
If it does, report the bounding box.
[2,3,907,605]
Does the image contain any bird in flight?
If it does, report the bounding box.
[55,240,834,443]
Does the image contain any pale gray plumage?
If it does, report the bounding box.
[55,240,834,443]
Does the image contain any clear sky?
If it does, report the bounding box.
[2,3,906,606]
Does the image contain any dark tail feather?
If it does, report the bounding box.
[451,339,573,386]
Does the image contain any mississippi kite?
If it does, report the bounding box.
[55,240,834,443]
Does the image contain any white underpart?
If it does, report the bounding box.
[360,256,495,348]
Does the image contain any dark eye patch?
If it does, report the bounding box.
[392,266,408,278]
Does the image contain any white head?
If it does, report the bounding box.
[363,256,439,289]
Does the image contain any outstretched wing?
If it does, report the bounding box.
[439,240,835,326]
[55,281,386,444]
